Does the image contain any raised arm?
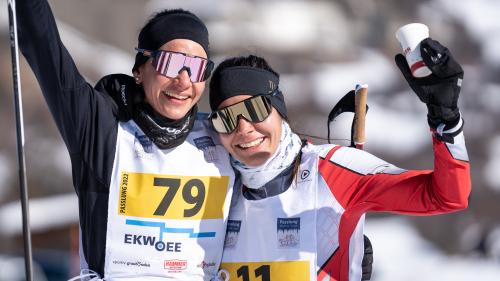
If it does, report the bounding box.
[320,38,470,281]
[16,0,117,153]
[318,128,470,281]
[320,38,470,214]
[319,128,470,215]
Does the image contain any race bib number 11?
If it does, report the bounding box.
[220,261,310,281]
[118,172,229,220]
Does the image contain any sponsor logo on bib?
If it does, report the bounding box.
[197,260,217,274]
[164,259,187,273]
[194,136,218,162]
[300,170,310,180]
[123,233,182,252]
[111,259,151,268]
[277,218,300,248]
[124,219,215,253]
[224,220,241,249]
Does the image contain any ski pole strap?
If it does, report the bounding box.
[215,269,230,281]
[68,269,170,281]
[435,116,464,144]
[327,87,369,146]
[67,269,102,281]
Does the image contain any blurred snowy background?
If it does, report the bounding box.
[1,0,500,280]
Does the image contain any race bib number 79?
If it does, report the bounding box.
[220,261,309,281]
[118,172,229,220]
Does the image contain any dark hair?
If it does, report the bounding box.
[209,55,279,96]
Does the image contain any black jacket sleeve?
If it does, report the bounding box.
[17,0,124,273]
[16,0,120,154]
[16,0,119,187]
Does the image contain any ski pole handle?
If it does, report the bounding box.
[353,84,368,150]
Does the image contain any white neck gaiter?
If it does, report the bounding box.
[231,121,302,189]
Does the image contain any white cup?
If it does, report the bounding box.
[395,23,432,78]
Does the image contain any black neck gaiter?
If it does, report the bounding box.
[94,74,197,150]
[133,103,198,150]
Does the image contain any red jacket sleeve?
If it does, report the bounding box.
[317,129,470,281]
[319,134,470,215]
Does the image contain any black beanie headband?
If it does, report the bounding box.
[133,11,209,72]
[210,66,288,119]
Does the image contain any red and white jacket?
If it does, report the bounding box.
[220,126,470,281]
[317,127,470,281]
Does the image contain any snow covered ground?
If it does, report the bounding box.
[0,154,11,200]
[365,218,500,281]
[0,193,78,236]
[484,135,500,192]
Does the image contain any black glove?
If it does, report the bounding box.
[362,235,373,280]
[94,74,144,121]
[395,38,464,129]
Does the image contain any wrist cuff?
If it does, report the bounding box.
[435,114,464,144]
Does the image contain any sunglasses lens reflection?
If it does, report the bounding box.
[211,96,273,134]
[152,51,210,82]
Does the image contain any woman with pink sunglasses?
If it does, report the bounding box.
[208,51,470,281]
[17,0,236,280]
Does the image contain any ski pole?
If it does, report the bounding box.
[327,84,369,146]
[7,0,34,280]
[353,84,368,150]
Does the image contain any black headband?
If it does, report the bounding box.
[209,66,288,119]
[133,11,209,72]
